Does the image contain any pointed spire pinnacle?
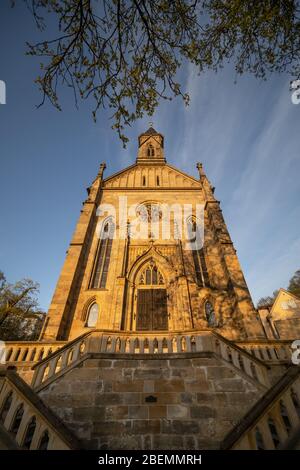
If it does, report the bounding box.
[196,162,205,179]
[97,162,106,178]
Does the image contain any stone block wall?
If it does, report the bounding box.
[38,354,263,449]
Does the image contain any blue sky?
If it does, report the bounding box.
[0,3,299,310]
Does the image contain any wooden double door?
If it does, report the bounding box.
[136,288,168,331]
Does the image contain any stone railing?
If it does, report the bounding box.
[31,333,89,389]
[212,333,270,387]
[4,341,67,365]
[221,367,300,450]
[0,369,80,450]
[236,340,292,364]
[31,330,270,390]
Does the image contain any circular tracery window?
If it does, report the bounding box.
[136,203,162,223]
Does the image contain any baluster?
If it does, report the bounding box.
[283,392,300,428]
[261,348,270,361]
[31,348,40,362]
[231,350,240,369]
[29,421,43,450]
[149,339,154,354]
[269,348,278,360]
[219,341,228,361]
[15,406,31,446]
[48,357,57,379]
[12,347,21,362]
[236,433,252,450]
[110,337,117,353]
[120,338,126,353]
[184,336,191,352]
[3,395,20,430]
[129,338,135,354]
[292,378,300,398]
[195,335,204,352]
[73,341,82,361]
[100,336,108,353]
[60,350,68,370]
[271,409,289,443]
[255,365,269,386]
[258,418,276,450]
[157,338,163,354]
[5,348,13,362]
[32,363,47,388]
[242,357,252,377]
[252,348,261,359]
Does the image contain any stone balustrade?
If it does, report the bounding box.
[236,340,292,364]
[31,330,270,390]
[213,335,270,387]
[31,334,88,389]
[0,370,79,450]
[222,367,300,450]
[4,341,66,364]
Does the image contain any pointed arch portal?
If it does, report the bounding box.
[136,261,168,331]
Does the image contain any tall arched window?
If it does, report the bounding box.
[147,144,155,157]
[90,221,114,288]
[187,219,210,287]
[205,301,216,327]
[86,302,99,328]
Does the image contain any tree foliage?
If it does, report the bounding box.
[14,0,300,145]
[257,269,300,308]
[287,269,300,298]
[257,290,279,308]
[0,271,45,340]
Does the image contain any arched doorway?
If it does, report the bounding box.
[136,261,168,331]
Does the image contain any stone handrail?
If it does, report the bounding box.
[221,367,300,450]
[31,330,270,390]
[0,369,80,450]
[236,340,292,364]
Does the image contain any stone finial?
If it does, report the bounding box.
[98,162,106,178]
[196,162,205,179]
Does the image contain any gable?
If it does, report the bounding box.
[271,289,300,321]
[103,164,201,189]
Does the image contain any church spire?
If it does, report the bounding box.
[137,126,166,164]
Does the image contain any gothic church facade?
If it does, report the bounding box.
[0,128,300,451]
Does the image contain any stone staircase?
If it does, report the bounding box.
[29,330,271,391]
[0,331,297,449]
[221,366,300,449]
[0,369,81,450]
